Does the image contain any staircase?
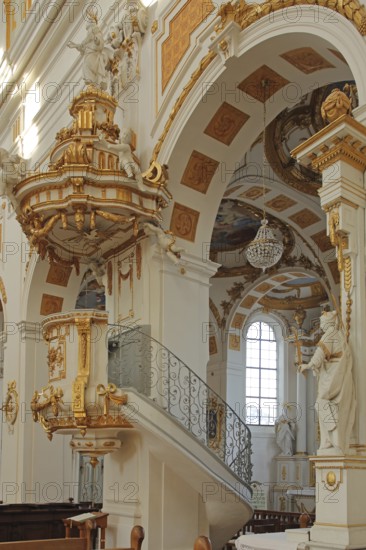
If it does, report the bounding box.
[107,325,253,549]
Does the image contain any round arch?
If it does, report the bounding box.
[156,8,366,256]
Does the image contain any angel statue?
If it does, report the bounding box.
[143,222,185,265]
[298,310,356,455]
[0,147,27,212]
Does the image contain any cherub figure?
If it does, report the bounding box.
[0,147,26,212]
[100,129,144,189]
[143,222,185,265]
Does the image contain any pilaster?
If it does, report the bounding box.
[293,111,366,550]
[292,113,366,447]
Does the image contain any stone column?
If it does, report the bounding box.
[293,97,366,549]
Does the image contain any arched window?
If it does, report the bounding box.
[245,321,278,426]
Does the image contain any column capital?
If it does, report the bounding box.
[292,114,366,173]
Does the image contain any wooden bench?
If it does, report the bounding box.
[194,536,211,550]
[0,525,144,550]
[0,539,87,550]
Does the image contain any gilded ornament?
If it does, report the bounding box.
[321,89,352,123]
[216,0,366,36]
[326,471,337,487]
[0,277,7,304]
[151,50,217,162]
[31,384,63,423]
[151,20,158,34]
[96,383,128,415]
[1,380,19,428]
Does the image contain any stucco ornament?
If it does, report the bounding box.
[107,0,147,93]
[299,310,356,455]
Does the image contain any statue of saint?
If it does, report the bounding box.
[68,18,111,90]
[275,413,295,456]
[299,310,356,455]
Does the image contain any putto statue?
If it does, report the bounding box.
[299,310,356,455]
[68,13,111,90]
[100,128,144,190]
[0,147,26,212]
[275,412,295,456]
[143,222,185,265]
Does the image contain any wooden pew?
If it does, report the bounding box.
[194,536,212,550]
[107,525,145,550]
[0,539,87,550]
[0,525,144,550]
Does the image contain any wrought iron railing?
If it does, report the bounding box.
[107,324,252,486]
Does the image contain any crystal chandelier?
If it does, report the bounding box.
[246,80,283,271]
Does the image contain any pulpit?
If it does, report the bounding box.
[63,512,109,550]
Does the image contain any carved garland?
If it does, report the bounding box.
[327,205,353,340]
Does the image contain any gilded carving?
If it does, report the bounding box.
[311,230,333,252]
[239,186,270,200]
[328,207,348,273]
[321,89,352,123]
[47,339,66,381]
[229,333,240,351]
[238,65,289,102]
[40,294,64,316]
[265,195,297,212]
[204,102,249,145]
[96,383,128,415]
[0,277,7,304]
[151,50,217,162]
[1,380,19,430]
[231,312,246,329]
[107,260,113,295]
[161,0,215,91]
[46,264,72,287]
[254,282,274,293]
[209,336,218,355]
[240,294,257,309]
[289,209,321,229]
[170,203,200,242]
[280,48,334,74]
[31,384,64,438]
[181,150,219,194]
[215,0,366,36]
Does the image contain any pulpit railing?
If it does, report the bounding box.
[107,324,252,487]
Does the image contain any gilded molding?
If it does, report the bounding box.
[1,380,19,430]
[216,0,366,35]
[0,277,7,304]
[151,50,217,162]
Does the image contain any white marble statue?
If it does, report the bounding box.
[0,147,26,211]
[68,17,111,90]
[275,413,295,456]
[143,222,185,265]
[299,310,356,455]
[100,129,144,188]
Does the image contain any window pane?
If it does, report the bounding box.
[245,401,260,425]
[260,398,277,425]
[260,370,277,398]
[247,322,260,340]
[245,320,279,425]
[246,368,259,396]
